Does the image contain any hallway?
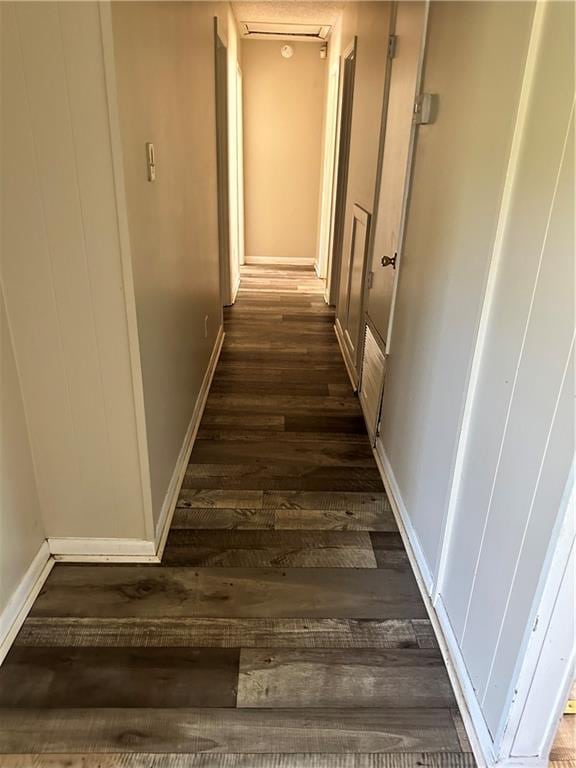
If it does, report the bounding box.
[0,266,473,764]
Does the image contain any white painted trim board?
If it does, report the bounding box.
[0,541,53,666]
[245,256,315,266]
[154,324,225,560]
[48,536,157,563]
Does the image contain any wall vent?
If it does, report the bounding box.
[359,324,386,445]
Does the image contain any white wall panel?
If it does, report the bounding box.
[441,0,574,737]
[1,2,150,540]
[442,3,576,641]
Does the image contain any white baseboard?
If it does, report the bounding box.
[231,273,241,304]
[153,324,225,560]
[48,537,158,563]
[373,438,497,768]
[334,318,359,391]
[0,541,53,665]
[245,256,315,266]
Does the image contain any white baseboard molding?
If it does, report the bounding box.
[48,537,158,563]
[0,541,53,665]
[231,273,241,304]
[334,318,359,391]
[245,256,315,266]
[154,324,225,560]
[373,438,499,768]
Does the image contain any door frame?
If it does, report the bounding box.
[236,63,245,270]
[495,465,575,762]
[214,19,232,307]
[326,37,357,307]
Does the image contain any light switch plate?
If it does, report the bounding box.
[145,142,156,182]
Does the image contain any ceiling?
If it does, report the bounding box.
[232,2,344,28]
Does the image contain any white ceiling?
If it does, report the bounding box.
[232,2,344,27]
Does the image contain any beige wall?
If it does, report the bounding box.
[1,1,151,542]
[243,40,326,263]
[0,291,46,617]
[111,1,224,522]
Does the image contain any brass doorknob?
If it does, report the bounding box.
[381,253,397,269]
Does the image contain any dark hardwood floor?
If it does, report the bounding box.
[0,265,475,767]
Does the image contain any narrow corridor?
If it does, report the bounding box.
[0,266,474,764]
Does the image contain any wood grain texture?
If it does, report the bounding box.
[16,618,427,649]
[179,471,385,492]
[450,710,473,754]
[550,713,576,763]
[196,430,369,444]
[172,507,275,530]
[176,490,264,509]
[0,647,238,707]
[370,533,410,569]
[189,440,375,466]
[412,620,439,650]
[0,708,464,754]
[172,507,397,531]
[0,754,477,767]
[261,491,392,512]
[7,266,469,761]
[162,531,377,567]
[237,649,456,709]
[31,566,427,619]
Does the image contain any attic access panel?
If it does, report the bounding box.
[239,21,331,41]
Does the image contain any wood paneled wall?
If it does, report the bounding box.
[1,2,151,540]
[441,1,575,737]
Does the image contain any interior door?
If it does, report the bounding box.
[366,1,427,348]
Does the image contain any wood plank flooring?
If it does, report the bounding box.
[0,265,474,767]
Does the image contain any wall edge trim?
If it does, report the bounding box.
[245,256,315,266]
[48,537,157,562]
[98,1,156,541]
[0,541,53,666]
[154,324,226,560]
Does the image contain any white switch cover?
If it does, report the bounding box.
[146,142,156,182]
